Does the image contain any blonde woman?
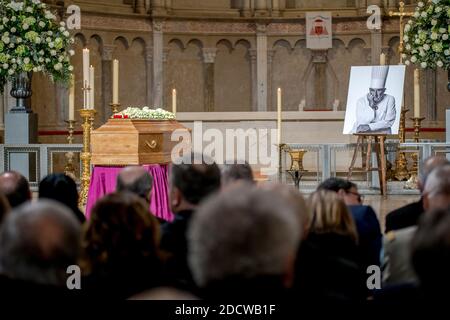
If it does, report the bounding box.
[294,190,367,303]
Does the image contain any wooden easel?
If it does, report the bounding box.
[347,134,387,196]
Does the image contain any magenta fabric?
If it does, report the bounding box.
[85,165,174,221]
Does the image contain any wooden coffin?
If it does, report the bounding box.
[91,119,189,165]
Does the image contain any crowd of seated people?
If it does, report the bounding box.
[0,155,448,308]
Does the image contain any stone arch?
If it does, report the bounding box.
[272,39,293,51]
[132,36,147,47]
[168,38,185,51]
[216,39,233,53]
[347,38,367,49]
[114,36,129,49]
[73,33,87,47]
[235,39,251,50]
[187,38,204,49]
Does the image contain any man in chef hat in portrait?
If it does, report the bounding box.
[353,65,396,134]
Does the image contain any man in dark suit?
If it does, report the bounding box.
[385,156,449,233]
[318,178,382,268]
[160,153,221,292]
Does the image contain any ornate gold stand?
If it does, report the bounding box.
[64,120,77,180]
[283,145,308,189]
[79,109,96,206]
[110,102,121,115]
[394,108,410,181]
[404,117,425,190]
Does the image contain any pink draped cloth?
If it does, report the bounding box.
[85,165,174,221]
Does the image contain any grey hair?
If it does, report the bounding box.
[0,200,81,287]
[423,165,450,199]
[116,167,153,200]
[188,185,301,288]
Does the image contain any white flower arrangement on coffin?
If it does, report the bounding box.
[402,0,450,70]
[113,107,176,120]
[0,0,74,92]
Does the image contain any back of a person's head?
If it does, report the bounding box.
[0,171,31,208]
[259,183,309,236]
[171,153,221,206]
[39,173,84,222]
[116,166,153,201]
[317,177,353,193]
[423,165,450,211]
[188,185,301,289]
[308,190,358,243]
[419,156,450,191]
[221,162,255,187]
[82,192,160,273]
[412,208,450,296]
[0,200,81,287]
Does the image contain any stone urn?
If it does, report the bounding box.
[10,72,33,113]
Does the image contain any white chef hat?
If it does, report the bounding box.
[370,65,389,89]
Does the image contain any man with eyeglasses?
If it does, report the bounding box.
[352,66,396,135]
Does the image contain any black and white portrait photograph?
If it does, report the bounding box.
[343,65,406,135]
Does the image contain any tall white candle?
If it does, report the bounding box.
[82,48,90,89]
[172,89,177,115]
[89,65,95,109]
[380,53,386,66]
[414,69,420,118]
[277,88,282,146]
[69,74,75,120]
[112,59,119,104]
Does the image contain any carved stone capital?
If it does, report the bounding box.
[146,46,153,63]
[249,49,257,63]
[202,48,218,64]
[256,23,267,35]
[163,47,170,63]
[153,20,164,32]
[102,45,116,61]
[311,50,328,64]
[267,49,276,64]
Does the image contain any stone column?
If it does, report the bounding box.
[249,49,258,111]
[425,69,437,121]
[311,50,328,110]
[146,45,153,106]
[135,0,145,13]
[256,24,268,111]
[102,44,115,119]
[254,0,268,17]
[153,20,164,107]
[371,29,383,65]
[165,0,173,13]
[202,48,217,112]
[151,0,166,15]
[272,0,280,17]
[242,0,252,17]
[267,49,276,110]
[0,92,4,138]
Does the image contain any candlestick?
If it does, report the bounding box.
[82,48,90,90]
[380,53,386,66]
[404,117,426,190]
[64,120,77,180]
[89,65,95,109]
[69,75,75,121]
[394,108,410,181]
[172,89,177,115]
[79,108,96,206]
[112,59,119,104]
[110,102,121,115]
[414,69,420,118]
[277,88,282,147]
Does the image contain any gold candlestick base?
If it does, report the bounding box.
[110,103,121,115]
[404,117,425,190]
[79,109,97,207]
[394,108,410,181]
[64,120,77,179]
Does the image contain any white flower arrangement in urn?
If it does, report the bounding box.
[402,0,450,70]
[0,0,74,91]
[113,107,176,120]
